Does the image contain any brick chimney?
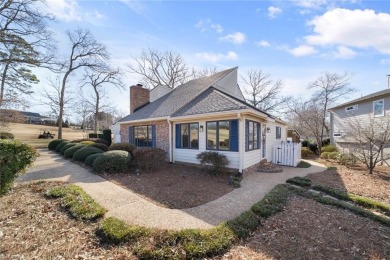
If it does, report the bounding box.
[130,84,150,114]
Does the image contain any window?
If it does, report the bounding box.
[246,120,260,151]
[345,104,358,112]
[207,120,231,151]
[177,123,199,149]
[373,99,384,117]
[134,125,153,147]
[276,126,282,139]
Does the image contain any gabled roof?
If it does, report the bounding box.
[329,88,390,110]
[119,67,237,122]
[21,111,42,117]
[172,87,248,117]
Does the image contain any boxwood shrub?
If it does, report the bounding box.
[48,139,67,150]
[72,146,104,162]
[0,132,14,139]
[109,142,136,154]
[92,150,131,174]
[133,147,167,171]
[89,143,109,151]
[321,145,338,153]
[55,141,70,153]
[320,152,330,159]
[0,140,38,195]
[64,144,86,159]
[85,153,101,167]
[60,143,78,155]
[196,151,229,175]
[70,138,109,146]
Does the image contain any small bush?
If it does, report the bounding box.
[301,140,310,147]
[80,141,95,145]
[301,147,311,158]
[60,143,78,155]
[92,150,131,174]
[338,153,358,166]
[85,153,101,167]
[297,161,311,168]
[321,145,338,153]
[89,143,109,151]
[0,140,38,195]
[133,147,167,171]
[48,139,67,150]
[109,142,136,154]
[320,152,330,159]
[251,184,290,218]
[196,151,229,175]
[55,141,69,153]
[46,184,106,220]
[328,151,339,160]
[308,143,318,154]
[73,146,104,162]
[0,132,14,139]
[64,144,86,158]
[226,211,259,239]
[71,138,109,146]
[286,176,312,187]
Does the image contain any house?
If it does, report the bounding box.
[287,129,300,143]
[329,87,390,165]
[118,67,288,174]
[21,111,44,123]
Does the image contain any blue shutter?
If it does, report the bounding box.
[258,123,261,149]
[151,125,156,147]
[129,126,134,145]
[245,120,249,151]
[175,124,181,148]
[230,120,239,152]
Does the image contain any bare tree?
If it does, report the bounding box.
[81,68,124,133]
[72,94,92,130]
[241,69,290,114]
[189,67,219,79]
[128,49,191,89]
[0,0,56,108]
[308,72,354,153]
[57,28,109,139]
[344,115,390,174]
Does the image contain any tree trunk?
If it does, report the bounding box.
[0,62,10,107]
[58,71,71,139]
[93,86,99,134]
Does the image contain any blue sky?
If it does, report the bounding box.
[32,0,390,117]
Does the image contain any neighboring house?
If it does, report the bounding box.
[329,88,390,165]
[118,67,288,174]
[21,111,44,123]
[287,129,300,143]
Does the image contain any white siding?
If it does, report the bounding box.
[265,121,287,162]
[173,120,240,169]
[243,149,261,168]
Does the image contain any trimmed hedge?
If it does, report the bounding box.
[71,138,109,146]
[92,150,131,174]
[55,141,70,153]
[0,140,38,195]
[321,145,338,153]
[64,144,86,159]
[109,142,136,154]
[328,151,339,160]
[251,184,290,218]
[197,151,229,175]
[133,147,167,171]
[320,152,330,159]
[286,176,312,187]
[73,146,104,162]
[85,153,101,167]
[60,143,78,155]
[0,132,14,139]
[48,139,67,150]
[89,143,109,151]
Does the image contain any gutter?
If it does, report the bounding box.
[238,112,244,173]
[167,117,173,163]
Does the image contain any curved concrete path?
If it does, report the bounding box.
[17,149,326,230]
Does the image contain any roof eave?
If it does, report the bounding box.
[118,116,169,124]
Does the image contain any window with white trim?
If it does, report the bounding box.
[373,99,384,117]
[276,126,282,139]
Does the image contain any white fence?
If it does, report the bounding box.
[273,142,301,167]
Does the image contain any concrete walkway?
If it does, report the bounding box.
[18,149,326,230]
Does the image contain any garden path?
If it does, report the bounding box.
[18,150,326,230]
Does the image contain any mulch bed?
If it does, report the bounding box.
[220,196,390,260]
[307,162,390,204]
[100,163,234,209]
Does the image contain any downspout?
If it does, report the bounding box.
[167,117,173,163]
[238,113,244,173]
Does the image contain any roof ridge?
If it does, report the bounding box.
[329,88,390,110]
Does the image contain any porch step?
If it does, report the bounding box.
[258,162,283,173]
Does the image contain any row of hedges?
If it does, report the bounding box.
[48,140,167,174]
[0,140,38,195]
[320,151,358,166]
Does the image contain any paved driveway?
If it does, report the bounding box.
[18,149,326,230]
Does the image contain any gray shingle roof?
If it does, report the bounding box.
[21,111,42,117]
[329,88,390,110]
[172,87,248,117]
[119,67,237,122]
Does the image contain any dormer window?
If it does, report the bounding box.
[345,104,358,112]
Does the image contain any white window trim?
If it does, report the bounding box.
[373,99,384,117]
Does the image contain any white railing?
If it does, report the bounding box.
[273,142,301,167]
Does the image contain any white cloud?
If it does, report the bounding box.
[257,40,271,47]
[46,0,81,22]
[195,19,223,34]
[118,0,146,14]
[305,8,390,54]
[332,46,357,59]
[219,32,246,45]
[289,45,318,57]
[196,51,238,62]
[293,0,328,9]
[268,6,282,18]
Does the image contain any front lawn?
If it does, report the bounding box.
[101,163,234,209]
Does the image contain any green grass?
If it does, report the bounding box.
[327,166,337,170]
[297,161,311,168]
[46,184,106,220]
[286,176,312,187]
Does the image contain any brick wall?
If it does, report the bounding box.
[120,120,170,155]
[130,85,150,113]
